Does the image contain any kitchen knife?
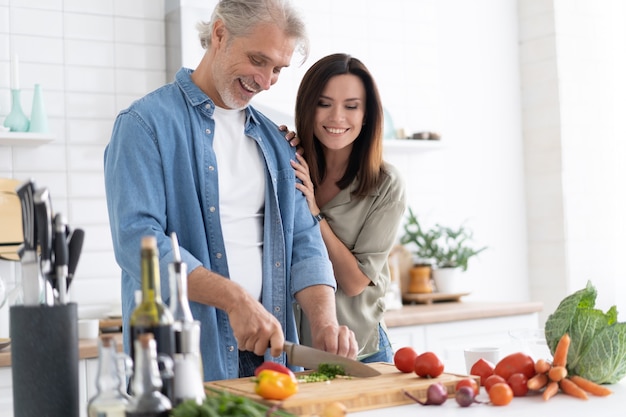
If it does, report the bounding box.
[283,341,381,378]
[54,213,69,304]
[66,227,84,291]
[16,179,42,305]
[33,187,54,283]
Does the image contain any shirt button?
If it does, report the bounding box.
[275,262,280,268]
[228,345,234,352]
[205,104,211,109]
[216,253,222,259]
[205,128,211,134]
[210,206,216,212]
[274,306,281,313]
[209,165,215,171]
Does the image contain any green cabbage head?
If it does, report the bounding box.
[544,281,626,384]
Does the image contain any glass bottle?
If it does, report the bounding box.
[28,83,49,133]
[3,89,30,132]
[168,232,205,405]
[126,333,172,417]
[87,335,130,417]
[129,236,175,401]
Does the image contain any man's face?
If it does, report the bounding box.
[211,22,296,109]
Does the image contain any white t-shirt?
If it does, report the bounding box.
[212,106,265,300]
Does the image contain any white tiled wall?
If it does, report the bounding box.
[1,0,625,339]
[0,0,166,335]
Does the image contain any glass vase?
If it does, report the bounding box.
[3,89,30,132]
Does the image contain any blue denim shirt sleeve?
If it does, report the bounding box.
[104,68,334,381]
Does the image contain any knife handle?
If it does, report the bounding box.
[34,187,53,273]
[67,228,85,290]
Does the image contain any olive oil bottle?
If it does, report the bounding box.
[129,236,175,402]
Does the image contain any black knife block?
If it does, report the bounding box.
[10,303,79,417]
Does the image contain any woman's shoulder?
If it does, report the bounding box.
[379,161,406,201]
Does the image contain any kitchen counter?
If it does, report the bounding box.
[384,301,543,328]
[352,378,626,416]
[0,332,122,367]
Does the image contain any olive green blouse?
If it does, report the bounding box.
[297,162,407,356]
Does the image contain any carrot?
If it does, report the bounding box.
[552,333,571,367]
[542,381,559,401]
[535,358,551,374]
[527,373,548,391]
[560,378,588,400]
[570,375,613,396]
[548,366,567,382]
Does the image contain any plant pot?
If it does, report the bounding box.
[432,267,459,293]
[408,264,433,293]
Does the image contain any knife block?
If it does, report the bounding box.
[10,303,79,417]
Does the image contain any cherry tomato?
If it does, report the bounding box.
[469,358,495,386]
[507,373,529,397]
[455,378,480,396]
[484,374,507,393]
[254,361,296,380]
[414,351,444,378]
[394,346,418,373]
[494,352,536,380]
[488,382,513,406]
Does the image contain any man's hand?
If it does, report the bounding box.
[311,323,358,359]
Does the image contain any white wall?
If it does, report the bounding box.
[1,0,625,338]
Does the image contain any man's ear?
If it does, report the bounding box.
[212,19,227,47]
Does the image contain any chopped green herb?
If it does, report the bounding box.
[297,363,348,383]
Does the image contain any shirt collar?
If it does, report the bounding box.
[175,67,259,126]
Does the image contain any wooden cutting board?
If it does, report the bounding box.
[206,362,478,416]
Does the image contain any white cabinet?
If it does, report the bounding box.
[387,311,539,374]
[0,367,13,417]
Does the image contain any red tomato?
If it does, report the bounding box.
[470,358,495,386]
[507,373,529,397]
[394,347,418,373]
[254,361,295,380]
[455,378,480,396]
[489,382,513,406]
[484,374,506,393]
[414,351,444,378]
[494,352,536,380]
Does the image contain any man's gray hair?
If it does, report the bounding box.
[197,0,309,63]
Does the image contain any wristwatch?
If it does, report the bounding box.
[314,212,325,222]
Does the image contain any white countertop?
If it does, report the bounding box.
[353,378,625,416]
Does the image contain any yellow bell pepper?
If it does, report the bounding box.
[254,369,298,400]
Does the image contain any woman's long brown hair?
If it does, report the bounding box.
[295,53,384,196]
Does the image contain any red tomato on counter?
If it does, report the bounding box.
[414,351,444,378]
[455,378,480,396]
[394,346,418,373]
[494,352,536,380]
[484,374,507,393]
[470,358,495,386]
[507,372,529,397]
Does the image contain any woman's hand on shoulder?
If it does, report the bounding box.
[279,125,303,154]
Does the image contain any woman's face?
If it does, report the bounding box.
[314,74,366,151]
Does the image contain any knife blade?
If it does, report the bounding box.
[282,341,381,378]
[34,187,54,281]
[16,180,43,305]
[54,213,69,304]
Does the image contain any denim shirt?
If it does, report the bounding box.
[104,68,334,381]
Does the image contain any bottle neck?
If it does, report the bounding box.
[169,262,193,323]
[132,337,163,396]
[141,246,163,304]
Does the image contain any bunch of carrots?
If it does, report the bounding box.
[526,333,613,400]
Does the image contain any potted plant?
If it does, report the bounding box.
[400,207,487,293]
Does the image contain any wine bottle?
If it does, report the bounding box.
[125,333,172,417]
[129,236,175,402]
[87,335,130,417]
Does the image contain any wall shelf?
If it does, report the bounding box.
[0,132,55,146]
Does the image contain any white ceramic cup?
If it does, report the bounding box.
[464,346,501,374]
[78,319,100,339]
